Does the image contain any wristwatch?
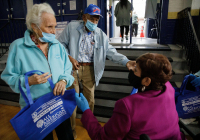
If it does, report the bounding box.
[60,79,67,85]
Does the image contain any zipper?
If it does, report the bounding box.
[35,44,53,81]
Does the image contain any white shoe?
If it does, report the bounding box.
[121,38,124,42]
[126,36,128,41]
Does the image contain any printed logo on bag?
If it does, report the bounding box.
[181,95,200,114]
[37,120,44,128]
[31,97,67,132]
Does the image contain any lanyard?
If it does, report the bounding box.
[76,70,83,96]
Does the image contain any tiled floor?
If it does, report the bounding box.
[109,37,168,48]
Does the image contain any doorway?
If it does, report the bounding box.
[108,0,147,45]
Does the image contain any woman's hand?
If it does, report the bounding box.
[53,80,67,96]
[28,72,52,86]
[75,93,90,112]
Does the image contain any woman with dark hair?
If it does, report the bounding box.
[115,0,133,42]
[75,53,185,140]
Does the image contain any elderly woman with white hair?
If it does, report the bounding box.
[1,3,74,140]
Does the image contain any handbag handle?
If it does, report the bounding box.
[180,75,200,95]
[19,70,55,106]
[180,75,189,95]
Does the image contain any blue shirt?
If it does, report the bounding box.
[77,27,94,62]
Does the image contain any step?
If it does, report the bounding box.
[0,60,7,64]
[171,69,189,82]
[0,60,6,69]
[99,77,177,87]
[0,53,8,61]
[106,56,173,62]
[114,45,171,51]
[0,69,3,74]
[0,79,8,86]
[0,91,19,102]
[77,105,113,118]
[105,57,188,71]
[115,46,184,58]
[95,90,128,101]
[103,66,187,82]
[104,66,175,74]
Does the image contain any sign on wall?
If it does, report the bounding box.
[55,21,68,39]
[87,0,97,6]
[70,0,76,10]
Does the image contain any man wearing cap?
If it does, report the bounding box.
[58,4,135,138]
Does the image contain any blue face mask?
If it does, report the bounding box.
[37,25,55,43]
[85,20,97,32]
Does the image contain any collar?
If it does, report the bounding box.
[24,30,59,47]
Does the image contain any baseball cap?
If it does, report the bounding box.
[84,4,103,17]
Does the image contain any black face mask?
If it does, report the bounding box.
[128,70,143,88]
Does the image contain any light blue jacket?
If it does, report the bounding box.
[58,21,129,86]
[1,30,74,108]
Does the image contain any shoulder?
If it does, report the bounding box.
[165,81,175,93]
[95,27,102,34]
[54,40,65,50]
[95,27,107,36]
[128,1,132,8]
[114,98,130,114]
[67,20,83,28]
[115,95,135,111]
[115,2,120,8]
[12,38,24,45]
[9,38,25,50]
[95,27,108,42]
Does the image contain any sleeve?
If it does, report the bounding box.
[114,3,119,17]
[58,44,74,88]
[57,23,71,54]
[104,34,129,66]
[195,70,200,77]
[81,99,131,140]
[131,4,134,11]
[0,42,27,93]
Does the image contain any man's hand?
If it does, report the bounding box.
[53,80,67,96]
[28,72,52,86]
[68,55,80,70]
[126,61,136,70]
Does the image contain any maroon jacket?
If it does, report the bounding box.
[81,82,185,140]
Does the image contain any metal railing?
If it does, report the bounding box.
[176,8,200,73]
[0,19,26,58]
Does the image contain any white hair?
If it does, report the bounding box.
[26,3,55,32]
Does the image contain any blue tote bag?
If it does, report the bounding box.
[10,70,76,140]
[174,75,200,119]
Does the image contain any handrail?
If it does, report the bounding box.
[187,10,200,53]
[0,22,10,31]
[176,8,200,73]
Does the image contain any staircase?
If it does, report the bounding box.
[77,42,189,122]
[0,40,189,123]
